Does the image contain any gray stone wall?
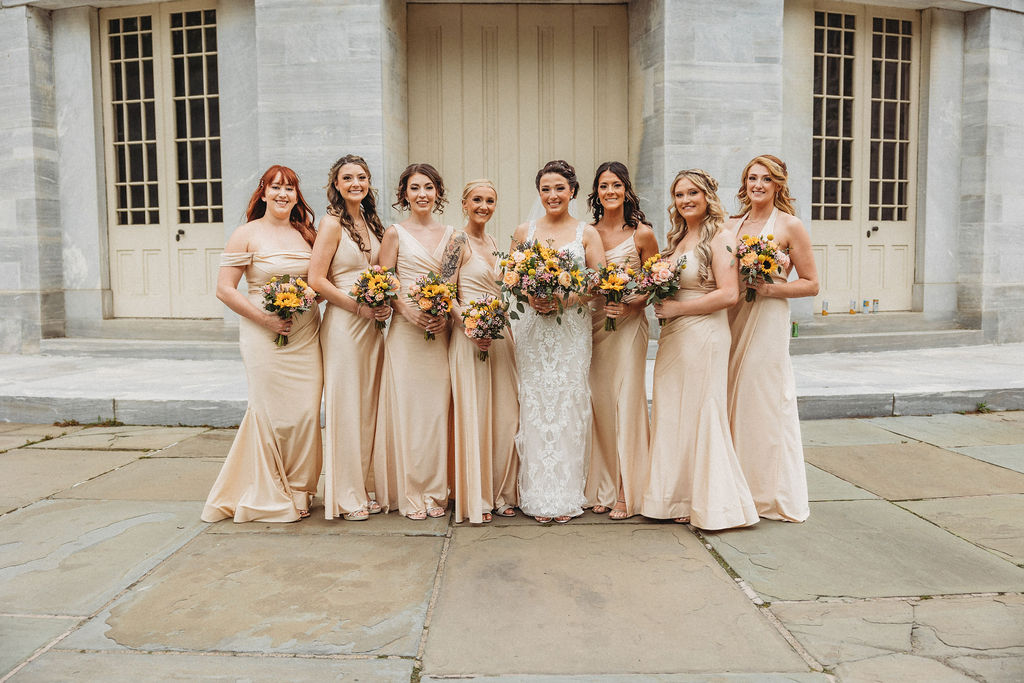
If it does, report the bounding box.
[960,8,1024,342]
[0,6,62,352]
[629,0,667,238]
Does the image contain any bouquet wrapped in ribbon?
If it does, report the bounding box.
[461,294,509,361]
[349,264,399,331]
[590,262,638,331]
[731,233,787,302]
[407,271,457,340]
[261,274,318,346]
[497,239,589,324]
[636,253,686,327]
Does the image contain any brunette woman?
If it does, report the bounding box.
[641,169,758,530]
[726,155,819,522]
[372,163,454,520]
[309,155,391,521]
[585,162,658,520]
[442,179,519,523]
[202,165,322,523]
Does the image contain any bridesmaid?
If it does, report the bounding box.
[585,162,658,520]
[726,155,819,522]
[372,163,454,520]
[309,155,391,521]
[641,168,758,531]
[202,165,322,523]
[442,179,520,524]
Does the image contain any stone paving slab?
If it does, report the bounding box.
[0,449,147,513]
[951,444,1024,474]
[804,464,877,501]
[771,595,1024,682]
[52,457,224,502]
[0,435,37,452]
[422,525,808,676]
[0,616,80,678]
[804,442,1024,500]
[421,676,830,682]
[704,500,1024,601]
[0,423,83,436]
[9,651,414,682]
[62,532,441,656]
[146,428,236,457]
[204,509,450,536]
[0,396,117,426]
[900,494,1024,564]
[800,418,909,447]
[867,413,1024,447]
[26,425,209,451]
[0,499,207,615]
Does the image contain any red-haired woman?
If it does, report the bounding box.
[202,165,323,523]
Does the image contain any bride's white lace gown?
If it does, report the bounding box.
[513,221,592,518]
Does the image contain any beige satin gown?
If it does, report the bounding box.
[321,228,385,518]
[641,247,759,530]
[373,224,454,516]
[586,234,651,516]
[728,209,810,522]
[449,236,520,523]
[202,250,323,523]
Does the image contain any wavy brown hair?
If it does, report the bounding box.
[735,154,796,217]
[587,161,647,227]
[393,163,447,213]
[245,165,316,246]
[325,155,385,255]
[666,169,726,286]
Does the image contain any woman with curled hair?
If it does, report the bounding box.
[202,165,323,523]
[308,155,390,521]
[442,179,519,523]
[372,163,454,520]
[585,161,658,520]
[726,154,818,522]
[641,169,758,531]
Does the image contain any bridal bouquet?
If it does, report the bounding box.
[636,253,685,327]
[461,295,508,361]
[349,264,399,331]
[590,262,638,331]
[497,239,588,324]
[261,274,318,346]
[407,271,457,340]
[730,233,786,302]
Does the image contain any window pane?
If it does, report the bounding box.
[189,98,206,137]
[126,102,142,140]
[194,208,209,223]
[191,141,207,177]
[206,55,218,93]
[129,144,143,183]
[125,60,140,100]
[188,56,204,95]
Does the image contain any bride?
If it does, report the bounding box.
[509,160,604,523]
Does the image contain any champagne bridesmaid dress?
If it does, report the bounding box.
[373,224,454,516]
[641,248,758,530]
[202,249,323,523]
[321,228,385,519]
[586,235,651,516]
[727,208,809,522]
[449,236,520,523]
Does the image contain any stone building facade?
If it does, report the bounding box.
[2,0,1022,352]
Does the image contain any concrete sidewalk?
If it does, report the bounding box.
[1,343,1023,426]
[1,412,1023,681]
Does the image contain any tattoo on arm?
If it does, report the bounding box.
[440,232,467,282]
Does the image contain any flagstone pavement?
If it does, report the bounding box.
[1,412,1022,682]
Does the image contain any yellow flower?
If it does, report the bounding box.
[296,278,308,289]
[742,234,757,246]
[528,268,536,276]
[766,234,774,241]
[275,292,302,308]
[741,253,757,267]
[418,297,432,310]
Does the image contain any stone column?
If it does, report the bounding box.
[960,8,1024,342]
[914,9,963,321]
[0,6,63,353]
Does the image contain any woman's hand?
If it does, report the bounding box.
[472,336,492,352]
[652,299,683,321]
[262,312,292,336]
[403,305,447,335]
[528,294,557,315]
[604,300,627,319]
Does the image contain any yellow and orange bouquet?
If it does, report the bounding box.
[590,262,638,331]
[407,271,457,341]
[261,274,317,346]
[730,233,786,302]
[497,239,589,324]
[635,253,686,327]
[461,294,509,361]
[349,264,399,332]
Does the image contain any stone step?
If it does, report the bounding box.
[791,328,985,354]
[39,338,241,361]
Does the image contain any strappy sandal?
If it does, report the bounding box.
[298,509,310,519]
[673,516,690,524]
[344,508,370,521]
[609,500,629,520]
[426,506,446,518]
[535,516,552,524]
[591,505,610,514]
[481,512,493,523]
[366,500,382,515]
[495,506,516,517]
[553,515,572,524]
[406,511,427,521]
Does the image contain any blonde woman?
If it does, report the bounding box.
[442,179,519,523]
[641,169,758,531]
[726,155,818,522]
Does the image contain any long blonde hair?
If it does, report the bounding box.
[666,169,725,286]
[735,154,796,217]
